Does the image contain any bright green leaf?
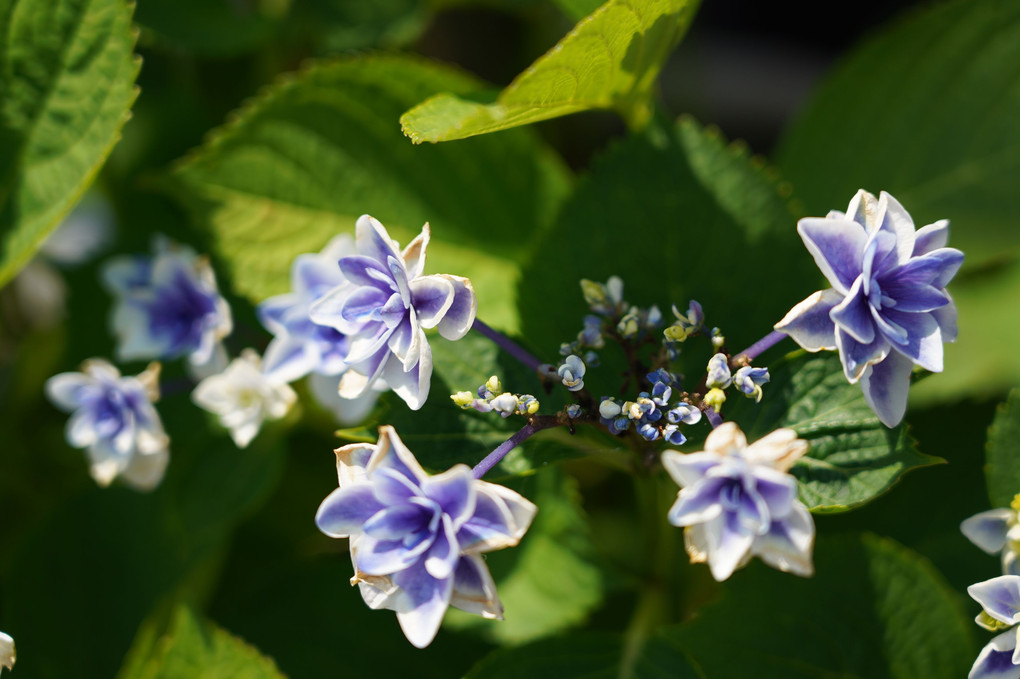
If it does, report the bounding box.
[728,351,940,513]
[985,388,1020,507]
[122,605,284,679]
[400,0,700,142]
[0,0,140,287]
[663,534,976,679]
[168,55,570,333]
[445,468,603,643]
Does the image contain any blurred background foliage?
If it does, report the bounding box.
[0,0,1017,676]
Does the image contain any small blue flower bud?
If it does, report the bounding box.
[599,398,622,419]
[490,393,520,418]
[706,353,732,389]
[558,355,586,392]
[583,351,600,367]
[667,403,702,425]
[518,394,540,415]
[566,404,583,419]
[662,424,687,446]
[734,366,770,403]
[638,423,661,441]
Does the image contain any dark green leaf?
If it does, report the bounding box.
[663,534,976,679]
[0,0,140,286]
[135,0,283,57]
[121,606,284,679]
[729,351,940,513]
[518,116,811,388]
[985,388,1020,507]
[168,55,570,333]
[400,0,700,142]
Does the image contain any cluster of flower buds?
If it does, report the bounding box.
[452,375,540,418]
[703,353,770,411]
[598,369,702,445]
[578,276,663,343]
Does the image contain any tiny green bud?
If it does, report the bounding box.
[704,388,726,411]
[485,375,502,395]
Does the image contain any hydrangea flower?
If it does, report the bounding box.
[258,235,378,424]
[663,422,814,581]
[968,575,1020,679]
[734,366,770,403]
[315,425,537,648]
[102,237,232,378]
[558,355,586,392]
[191,349,297,448]
[45,359,169,490]
[775,190,963,427]
[962,497,1020,577]
[309,216,476,411]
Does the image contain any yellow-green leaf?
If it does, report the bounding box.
[400,0,700,142]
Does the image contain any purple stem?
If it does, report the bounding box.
[472,417,560,479]
[704,406,723,429]
[736,330,787,362]
[472,318,544,372]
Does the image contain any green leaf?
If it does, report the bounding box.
[135,0,284,57]
[985,388,1020,507]
[445,468,603,643]
[168,55,570,333]
[288,0,430,54]
[400,0,700,142]
[518,116,811,383]
[122,606,284,679]
[0,0,140,287]
[464,631,701,679]
[728,351,941,513]
[663,534,976,679]
[775,0,1020,403]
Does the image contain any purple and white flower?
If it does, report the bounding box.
[45,359,169,490]
[102,237,232,379]
[191,349,297,448]
[258,235,379,424]
[962,500,1020,577]
[968,575,1020,679]
[315,425,537,648]
[558,355,586,392]
[309,216,476,411]
[775,190,963,427]
[663,422,814,581]
[734,366,770,403]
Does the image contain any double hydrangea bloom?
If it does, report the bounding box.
[310,216,476,410]
[775,190,963,427]
[45,359,169,490]
[316,426,536,647]
[257,235,377,424]
[968,575,1020,679]
[663,423,814,581]
[102,238,232,378]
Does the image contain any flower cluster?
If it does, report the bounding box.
[577,276,662,344]
[663,423,815,581]
[102,237,232,379]
[310,215,477,411]
[45,359,169,490]
[967,575,1020,679]
[315,426,536,648]
[598,369,702,444]
[775,190,963,427]
[452,375,540,418]
[703,353,770,411]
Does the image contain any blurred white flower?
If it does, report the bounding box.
[192,349,296,448]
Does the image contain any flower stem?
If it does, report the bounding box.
[471,318,544,373]
[472,416,560,479]
[735,329,787,363]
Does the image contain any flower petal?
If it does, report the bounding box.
[913,219,949,256]
[450,554,502,619]
[409,276,454,330]
[969,575,1020,626]
[750,501,815,577]
[830,277,875,344]
[315,484,386,537]
[382,338,432,410]
[436,275,477,341]
[835,327,890,382]
[424,514,459,580]
[392,562,454,649]
[307,372,378,426]
[961,509,1013,555]
[884,310,943,372]
[667,476,726,526]
[356,533,424,576]
[421,465,476,527]
[968,628,1019,679]
[858,351,913,428]
[796,216,868,294]
[401,223,431,280]
[458,482,536,554]
[877,191,917,264]
[356,215,404,269]
[705,512,755,581]
[773,289,841,352]
[661,450,725,488]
